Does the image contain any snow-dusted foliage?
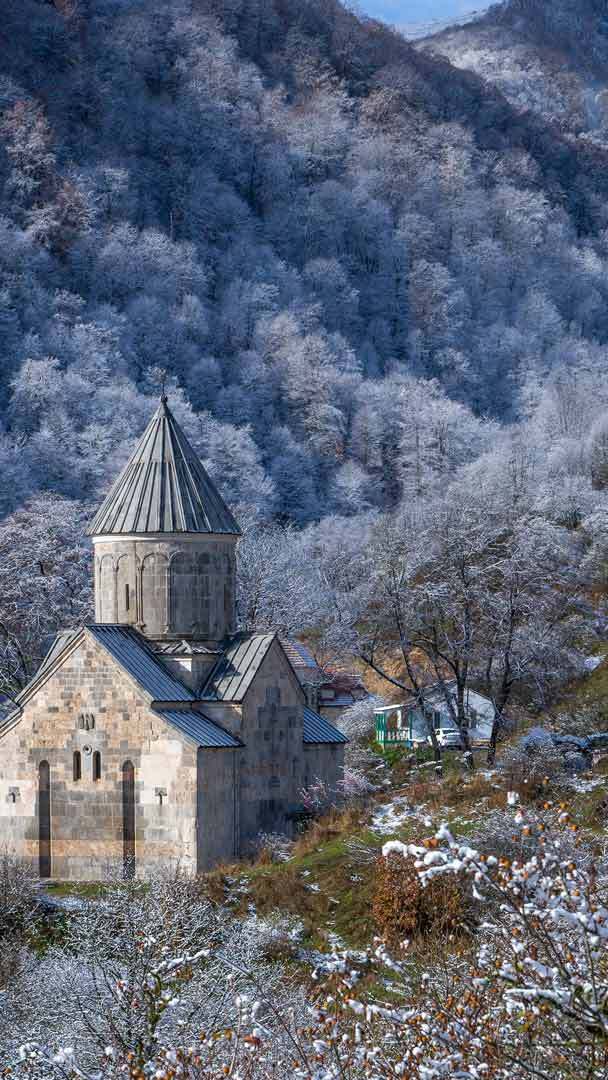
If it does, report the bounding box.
[3,0,608,693]
[0,849,39,935]
[7,804,608,1078]
[425,0,608,142]
[254,832,294,864]
[0,495,92,695]
[1,869,309,1076]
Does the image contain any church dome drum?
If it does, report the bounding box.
[88,396,240,644]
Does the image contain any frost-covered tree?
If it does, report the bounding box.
[0,495,92,696]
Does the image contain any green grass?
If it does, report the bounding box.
[556,648,608,719]
[44,880,110,899]
[229,831,380,949]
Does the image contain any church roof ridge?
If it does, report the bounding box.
[201,632,277,702]
[87,396,241,537]
[87,624,196,702]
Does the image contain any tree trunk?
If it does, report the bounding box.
[487,716,500,767]
[427,724,442,769]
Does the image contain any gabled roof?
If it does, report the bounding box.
[34,629,80,683]
[152,640,222,657]
[319,693,357,709]
[303,706,348,745]
[280,638,322,672]
[156,709,241,748]
[202,633,276,702]
[87,396,241,537]
[280,638,325,684]
[1,629,88,733]
[0,624,242,751]
[87,625,195,702]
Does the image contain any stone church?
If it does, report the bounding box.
[0,397,346,881]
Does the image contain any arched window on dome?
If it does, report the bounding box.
[141,553,168,635]
[99,555,115,622]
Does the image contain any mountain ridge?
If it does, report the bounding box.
[422,0,608,138]
[2,0,608,528]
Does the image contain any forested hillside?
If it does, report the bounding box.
[3,0,608,528]
[4,0,608,692]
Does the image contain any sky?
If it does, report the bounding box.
[358,0,486,29]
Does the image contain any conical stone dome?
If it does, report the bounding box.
[88,396,240,537]
[89,397,240,643]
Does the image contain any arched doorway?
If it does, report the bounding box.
[122,760,135,880]
[38,761,51,878]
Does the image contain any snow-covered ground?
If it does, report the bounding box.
[565,774,608,794]
[371,796,430,834]
[584,654,605,672]
[371,796,413,834]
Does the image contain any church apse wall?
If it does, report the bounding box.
[0,635,199,881]
[197,748,239,871]
[303,743,344,794]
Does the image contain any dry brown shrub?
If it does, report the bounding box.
[292,807,364,857]
[197,864,242,906]
[405,770,499,814]
[442,771,496,806]
[372,852,466,948]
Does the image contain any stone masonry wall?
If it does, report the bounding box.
[239,640,304,848]
[197,748,239,871]
[0,632,200,881]
[302,743,344,795]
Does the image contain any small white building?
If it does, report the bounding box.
[375,682,494,749]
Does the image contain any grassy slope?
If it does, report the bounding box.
[556,652,608,721]
[200,770,522,949]
[44,658,608,949]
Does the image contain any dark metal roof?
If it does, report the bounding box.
[157,709,241,748]
[34,629,80,683]
[303,706,348,745]
[87,397,241,537]
[280,638,325,684]
[202,633,276,702]
[88,625,194,702]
